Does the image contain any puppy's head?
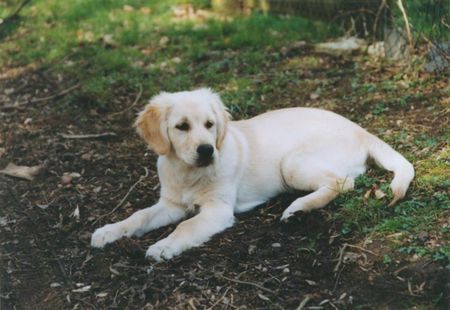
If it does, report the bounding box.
[135,88,230,167]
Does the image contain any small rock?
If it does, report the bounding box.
[272,242,281,248]
[384,27,409,61]
[424,41,450,72]
[61,174,72,185]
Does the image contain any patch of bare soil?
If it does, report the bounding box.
[1,59,448,309]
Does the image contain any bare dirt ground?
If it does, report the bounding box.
[1,53,449,309]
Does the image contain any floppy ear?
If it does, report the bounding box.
[208,89,231,150]
[135,97,171,155]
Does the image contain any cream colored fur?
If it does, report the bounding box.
[91,88,414,261]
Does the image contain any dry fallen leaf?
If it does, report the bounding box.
[364,188,372,199]
[0,162,42,181]
[0,147,6,157]
[102,34,117,47]
[123,4,134,12]
[374,189,386,199]
[305,279,317,286]
[139,7,151,14]
[71,206,80,221]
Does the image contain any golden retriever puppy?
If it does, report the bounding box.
[91,88,414,261]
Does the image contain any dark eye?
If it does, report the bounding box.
[176,122,190,131]
[205,121,214,129]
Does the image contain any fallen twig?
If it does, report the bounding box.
[345,243,380,256]
[333,244,348,273]
[0,102,28,110]
[1,83,80,110]
[206,288,230,310]
[216,273,276,295]
[110,84,143,116]
[72,297,98,310]
[92,167,149,225]
[296,295,312,310]
[31,83,80,103]
[52,251,74,288]
[60,132,117,140]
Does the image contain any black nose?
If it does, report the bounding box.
[197,144,214,157]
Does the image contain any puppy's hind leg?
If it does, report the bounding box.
[280,155,354,222]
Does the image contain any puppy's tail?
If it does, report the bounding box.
[367,134,414,206]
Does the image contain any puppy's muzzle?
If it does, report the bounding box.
[196,144,214,167]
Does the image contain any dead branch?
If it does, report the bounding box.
[1,83,80,110]
[333,244,348,273]
[216,273,276,295]
[109,84,143,116]
[373,0,387,37]
[396,0,413,48]
[31,83,80,103]
[206,288,231,310]
[60,132,117,140]
[296,295,312,310]
[345,243,380,256]
[92,167,149,225]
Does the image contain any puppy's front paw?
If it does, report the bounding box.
[281,207,304,222]
[91,224,123,248]
[145,237,183,261]
[280,210,295,222]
